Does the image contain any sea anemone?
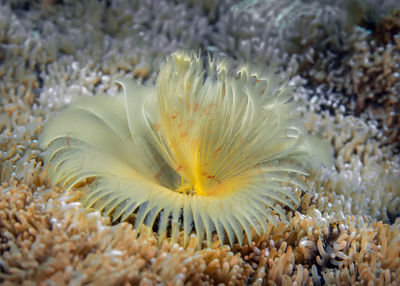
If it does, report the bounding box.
[40,51,331,248]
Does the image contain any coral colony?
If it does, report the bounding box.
[0,0,399,285]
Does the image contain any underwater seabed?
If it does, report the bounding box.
[1,0,400,285]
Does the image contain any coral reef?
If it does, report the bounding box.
[1,0,399,285]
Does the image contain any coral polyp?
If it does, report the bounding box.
[40,51,330,248]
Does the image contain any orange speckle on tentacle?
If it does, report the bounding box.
[213,146,223,155]
[200,170,222,185]
[188,120,194,125]
[153,171,162,181]
[207,175,221,184]
[153,123,161,131]
[170,112,179,120]
[202,103,217,115]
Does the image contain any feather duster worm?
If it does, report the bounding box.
[40,51,332,248]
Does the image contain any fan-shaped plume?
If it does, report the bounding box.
[40,51,332,248]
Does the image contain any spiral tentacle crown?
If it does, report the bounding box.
[40,51,331,248]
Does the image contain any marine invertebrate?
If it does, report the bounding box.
[40,51,330,248]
